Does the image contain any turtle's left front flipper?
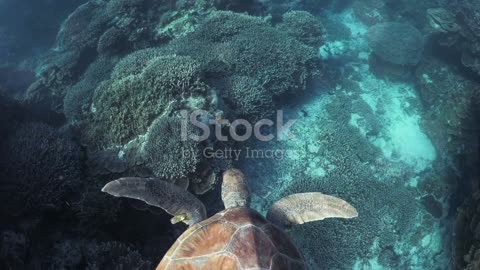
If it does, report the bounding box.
[102,178,206,226]
[266,192,358,229]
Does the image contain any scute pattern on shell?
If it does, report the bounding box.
[157,208,306,270]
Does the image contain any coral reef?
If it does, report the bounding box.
[170,11,320,99]
[85,54,208,146]
[0,122,82,216]
[277,10,325,48]
[48,240,152,269]
[7,1,479,269]
[365,22,424,66]
[223,76,275,120]
[452,192,480,269]
[449,0,480,76]
[97,27,128,55]
[25,50,87,113]
[414,57,479,158]
[142,115,201,180]
[63,56,116,122]
[0,1,324,270]
[0,231,28,270]
[353,0,388,26]
[55,1,110,52]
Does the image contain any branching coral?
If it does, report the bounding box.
[64,57,116,122]
[142,115,201,180]
[0,122,82,216]
[166,10,320,119]
[85,241,153,269]
[223,76,274,120]
[86,54,207,146]
[227,26,317,97]
[49,240,152,270]
[277,10,325,48]
[26,50,85,113]
[110,48,167,79]
[186,11,266,43]
[177,11,319,96]
[71,179,122,234]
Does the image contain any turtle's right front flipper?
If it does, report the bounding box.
[102,178,206,226]
[266,192,358,229]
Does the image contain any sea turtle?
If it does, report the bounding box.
[102,168,358,269]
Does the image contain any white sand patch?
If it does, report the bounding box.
[349,68,436,173]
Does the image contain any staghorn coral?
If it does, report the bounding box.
[174,11,319,96]
[166,10,320,117]
[223,75,274,121]
[227,25,317,97]
[277,10,325,48]
[110,47,167,79]
[284,172,419,269]
[142,115,201,180]
[186,11,267,43]
[63,56,116,122]
[86,54,208,146]
[365,22,424,66]
[167,38,236,76]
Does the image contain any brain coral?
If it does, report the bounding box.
[365,22,424,65]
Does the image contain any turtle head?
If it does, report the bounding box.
[221,168,251,209]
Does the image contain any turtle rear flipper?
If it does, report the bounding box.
[266,192,358,229]
[102,178,206,226]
